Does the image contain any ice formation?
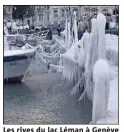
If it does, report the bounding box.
[77,32,90,69]
[73,11,78,43]
[61,11,81,83]
[74,41,81,60]
[106,34,118,65]
[60,12,118,124]
[92,59,110,124]
[67,22,71,48]
[70,36,89,95]
[96,77,118,124]
[80,18,98,101]
[65,18,68,46]
[82,32,90,65]
[77,43,84,68]
[97,13,106,59]
[61,54,78,82]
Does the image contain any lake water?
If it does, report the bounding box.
[4,61,92,124]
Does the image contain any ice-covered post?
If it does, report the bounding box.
[73,11,78,43]
[67,22,71,48]
[80,18,99,102]
[97,13,106,59]
[92,13,110,124]
[70,31,90,95]
[65,18,68,46]
[92,60,110,124]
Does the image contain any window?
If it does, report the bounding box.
[66,11,69,17]
[54,21,58,25]
[85,12,88,16]
[85,8,89,12]
[54,9,58,14]
[39,14,43,21]
[102,8,108,14]
[54,14,58,18]
[8,7,10,12]
[37,7,40,12]
[54,9,58,18]
[37,7,44,13]
[47,13,49,21]
[61,9,64,17]
[47,6,49,9]
[91,8,96,12]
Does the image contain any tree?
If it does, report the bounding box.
[113,8,119,15]
[12,6,35,21]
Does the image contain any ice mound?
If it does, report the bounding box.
[92,60,110,123]
[96,77,118,124]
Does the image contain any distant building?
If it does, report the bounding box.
[4,6,13,21]
[34,6,117,26]
[3,5,118,27]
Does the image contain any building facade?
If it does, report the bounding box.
[34,6,117,26]
[3,6,118,27]
[3,6,13,21]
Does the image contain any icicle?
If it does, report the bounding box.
[73,11,78,43]
[67,22,71,48]
[78,89,86,102]
[71,25,90,98]
[65,18,68,45]
[70,73,85,95]
[62,54,78,83]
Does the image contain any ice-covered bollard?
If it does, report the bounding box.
[73,11,78,43]
[67,22,71,48]
[83,31,90,65]
[84,18,98,101]
[97,13,106,59]
[92,59,110,124]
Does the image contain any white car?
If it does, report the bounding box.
[18,24,29,30]
[12,24,29,31]
[35,26,42,30]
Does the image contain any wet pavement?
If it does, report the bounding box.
[4,61,92,124]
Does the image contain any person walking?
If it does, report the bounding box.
[78,20,85,40]
[7,20,12,33]
[48,27,52,40]
[57,24,61,36]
